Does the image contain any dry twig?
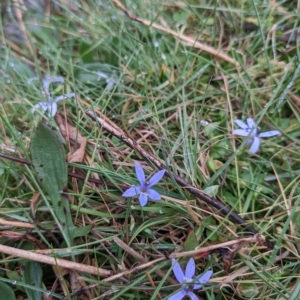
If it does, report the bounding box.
[111,0,238,66]
[0,244,111,276]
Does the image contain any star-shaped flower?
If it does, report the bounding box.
[122,161,165,206]
[31,93,75,117]
[168,258,213,300]
[30,76,75,117]
[96,71,116,90]
[232,118,281,154]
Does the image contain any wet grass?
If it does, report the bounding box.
[0,0,300,299]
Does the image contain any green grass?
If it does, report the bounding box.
[0,0,300,299]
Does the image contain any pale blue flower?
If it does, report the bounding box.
[122,161,165,206]
[30,76,75,117]
[168,258,213,300]
[43,75,65,91]
[232,118,281,154]
[96,71,116,90]
[31,93,75,117]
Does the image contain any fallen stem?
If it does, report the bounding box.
[0,244,111,276]
[170,233,266,258]
[61,234,269,299]
[111,0,238,65]
[86,110,274,249]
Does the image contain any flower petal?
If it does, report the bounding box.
[43,76,64,89]
[185,258,196,279]
[147,189,161,201]
[234,119,248,129]
[148,169,165,187]
[258,130,281,138]
[106,77,116,90]
[48,102,58,117]
[122,186,141,197]
[248,137,260,154]
[193,270,213,289]
[232,129,250,136]
[250,128,258,137]
[186,291,199,300]
[31,102,49,114]
[54,93,75,102]
[245,137,254,145]
[134,161,146,185]
[193,283,202,290]
[167,289,186,300]
[171,259,184,284]
[96,71,109,80]
[246,118,256,128]
[139,193,148,206]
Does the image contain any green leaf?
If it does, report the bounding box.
[172,12,188,22]
[207,158,216,173]
[203,185,219,197]
[0,281,16,300]
[221,190,238,207]
[71,225,92,238]
[23,262,43,300]
[210,140,229,159]
[239,282,259,298]
[30,122,67,192]
[30,122,75,245]
[205,228,218,241]
[79,41,94,63]
[7,59,35,78]
[6,271,22,286]
[183,229,198,252]
[204,121,221,137]
[204,216,217,226]
[143,228,154,238]
[27,23,59,50]
[75,62,117,86]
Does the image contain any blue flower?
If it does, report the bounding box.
[168,258,213,300]
[31,93,75,117]
[30,76,75,117]
[122,161,165,206]
[232,118,281,154]
[96,71,116,90]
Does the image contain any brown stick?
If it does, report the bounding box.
[62,234,268,299]
[0,244,111,276]
[13,0,34,57]
[170,233,266,258]
[86,110,273,249]
[0,219,34,228]
[103,234,266,282]
[111,0,238,66]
